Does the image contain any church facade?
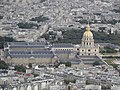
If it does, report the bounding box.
[79,24,99,56]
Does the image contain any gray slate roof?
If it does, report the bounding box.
[52,43,74,48]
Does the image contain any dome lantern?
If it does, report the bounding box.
[83,23,93,38]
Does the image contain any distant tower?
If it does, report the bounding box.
[79,22,99,56]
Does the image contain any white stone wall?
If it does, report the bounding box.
[85,85,101,90]
[6,57,56,65]
[80,46,99,56]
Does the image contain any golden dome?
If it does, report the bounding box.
[83,24,93,37]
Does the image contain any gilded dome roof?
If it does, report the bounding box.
[83,24,93,37]
[83,31,93,37]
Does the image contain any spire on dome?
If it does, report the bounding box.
[87,17,90,25]
[86,17,90,31]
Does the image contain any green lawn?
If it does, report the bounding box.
[104,60,114,65]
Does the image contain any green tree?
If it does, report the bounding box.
[0,36,15,49]
[93,61,100,66]
[112,9,120,13]
[64,61,72,67]
[0,16,3,19]
[111,64,118,69]
[101,85,111,90]
[15,65,26,72]
[104,46,117,53]
[33,74,39,77]
[40,0,46,3]
[64,79,76,85]
[78,19,87,24]
[52,29,120,46]
[28,63,32,68]
[0,61,8,69]
[30,15,49,23]
[17,22,38,29]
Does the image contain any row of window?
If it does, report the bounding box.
[83,41,95,46]
[84,42,92,46]
[55,49,73,51]
[82,54,96,56]
[82,49,97,52]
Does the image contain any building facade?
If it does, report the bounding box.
[79,23,99,56]
[4,24,100,65]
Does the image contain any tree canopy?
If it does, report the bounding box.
[0,36,15,49]
[50,29,120,46]
[40,0,46,3]
[64,79,76,85]
[0,61,8,69]
[0,16,3,19]
[28,63,32,68]
[15,65,26,72]
[30,15,49,23]
[93,61,100,66]
[104,46,117,53]
[17,22,38,29]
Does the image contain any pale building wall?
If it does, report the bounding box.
[80,46,99,56]
[56,54,69,59]
[51,47,75,51]
[85,85,101,90]
[80,24,99,56]
[5,58,56,65]
[10,47,46,51]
